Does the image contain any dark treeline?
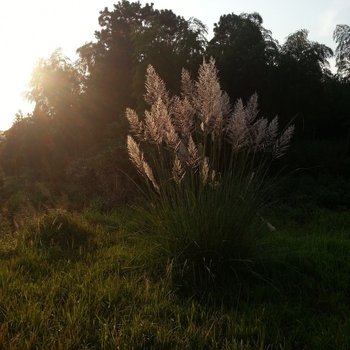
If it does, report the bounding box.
[0,1,349,207]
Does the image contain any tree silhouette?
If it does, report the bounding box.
[334,24,350,80]
[28,50,91,155]
[207,12,278,102]
[274,30,333,137]
[77,1,207,131]
[281,29,333,77]
[1,2,350,200]
[27,49,83,118]
[0,51,92,180]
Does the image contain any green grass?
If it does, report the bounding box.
[0,207,350,349]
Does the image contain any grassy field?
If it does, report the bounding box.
[0,206,350,349]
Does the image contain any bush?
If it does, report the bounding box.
[126,59,293,283]
[66,145,136,209]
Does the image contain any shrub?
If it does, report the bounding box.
[126,59,293,283]
[66,145,137,209]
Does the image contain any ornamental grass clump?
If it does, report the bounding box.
[126,58,293,282]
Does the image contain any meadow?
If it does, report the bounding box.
[0,204,350,349]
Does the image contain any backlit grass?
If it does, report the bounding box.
[0,207,349,349]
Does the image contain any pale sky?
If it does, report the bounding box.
[1,0,349,130]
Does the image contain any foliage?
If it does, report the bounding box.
[273,30,334,136]
[334,24,350,80]
[27,49,83,117]
[0,2,349,199]
[66,143,136,208]
[0,50,90,180]
[77,0,207,127]
[126,59,293,282]
[281,29,333,76]
[207,12,278,101]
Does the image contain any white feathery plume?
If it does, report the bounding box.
[254,116,280,152]
[127,135,145,175]
[143,160,160,193]
[127,135,159,192]
[144,97,171,144]
[126,108,143,140]
[126,59,294,192]
[245,93,259,124]
[177,140,189,164]
[144,65,169,106]
[201,157,210,185]
[195,58,223,134]
[273,125,295,158]
[165,120,181,151]
[144,109,162,144]
[226,99,249,150]
[212,91,231,140]
[266,116,279,144]
[252,118,268,151]
[209,169,221,188]
[187,135,199,168]
[181,69,194,100]
[172,156,185,184]
[171,96,194,139]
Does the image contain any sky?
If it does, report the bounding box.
[0,0,349,131]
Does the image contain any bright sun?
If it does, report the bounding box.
[0,3,64,130]
[0,40,36,130]
[0,1,102,131]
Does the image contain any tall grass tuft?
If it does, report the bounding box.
[23,209,96,258]
[126,59,293,283]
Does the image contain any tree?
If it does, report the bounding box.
[275,30,333,136]
[27,49,83,118]
[281,29,333,78]
[0,50,93,180]
[131,12,207,106]
[77,1,207,128]
[207,12,279,102]
[27,49,91,155]
[0,113,57,179]
[334,24,350,80]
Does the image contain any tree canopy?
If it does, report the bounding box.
[207,12,277,101]
[77,0,207,127]
[334,24,350,80]
[0,2,349,185]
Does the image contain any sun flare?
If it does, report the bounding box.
[0,5,62,129]
[0,1,100,130]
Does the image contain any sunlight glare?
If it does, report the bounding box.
[0,1,98,130]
